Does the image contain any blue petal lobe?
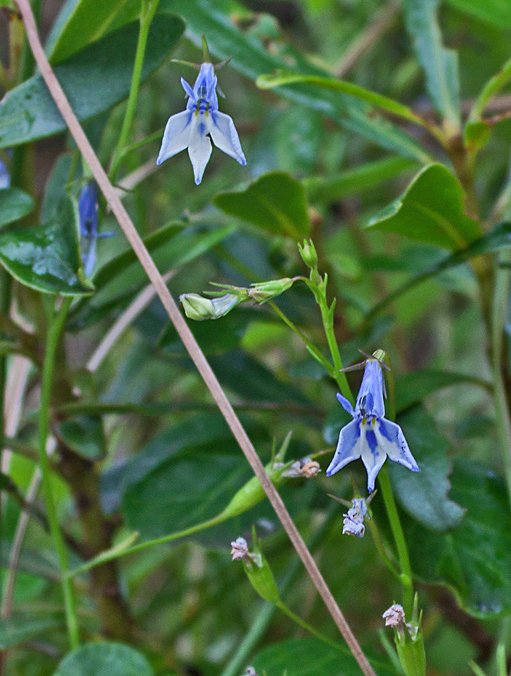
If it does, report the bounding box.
[326,419,361,476]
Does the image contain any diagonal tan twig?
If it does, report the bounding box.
[14,2,375,672]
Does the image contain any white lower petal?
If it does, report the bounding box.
[208,111,247,165]
[376,419,419,472]
[188,122,213,185]
[156,111,192,165]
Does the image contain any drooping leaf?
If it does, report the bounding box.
[0,614,62,649]
[402,0,460,127]
[390,408,465,532]
[257,72,425,125]
[0,196,94,295]
[0,13,184,148]
[54,642,153,676]
[68,223,234,330]
[406,460,511,617]
[47,0,140,63]
[215,172,310,240]
[162,0,430,162]
[0,189,34,227]
[367,164,482,250]
[251,638,394,676]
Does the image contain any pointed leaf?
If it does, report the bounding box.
[403,0,460,127]
[0,188,34,227]
[367,164,482,250]
[446,0,511,28]
[215,172,310,240]
[0,196,94,295]
[0,13,184,148]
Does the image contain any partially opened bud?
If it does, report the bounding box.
[180,292,240,320]
[298,239,318,269]
[249,278,295,303]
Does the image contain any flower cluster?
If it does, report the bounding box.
[326,356,419,492]
[157,62,246,185]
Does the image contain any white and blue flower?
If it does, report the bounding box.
[326,358,419,492]
[78,182,113,277]
[156,62,247,185]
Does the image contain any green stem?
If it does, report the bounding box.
[276,599,345,652]
[69,512,227,577]
[108,0,159,181]
[318,295,352,400]
[38,297,79,648]
[378,467,414,615]
[491,250,511,505]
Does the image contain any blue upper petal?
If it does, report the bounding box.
[355,359,385,418]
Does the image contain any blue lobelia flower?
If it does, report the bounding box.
[326,358,419,492]
[156,62,247,185]
[0,159,10,189]
[78,181,113,277]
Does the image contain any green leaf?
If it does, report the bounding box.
[367,164,482,250]
[257,72,426,126]
[446,0,511,28]
[251,638,394,675]
[215,172,310,240]
[47,0,140,63]
[69,223,234,330]
[0,196,94,295]
[390,408,465,532]
[54,642,153,676]
[0,13,184,148]
[0,189,34,227]
[304,157,417,204]
[395,370,489,413]
[162,0,430,162]
[402,0,460,127]
[406,460,511,617]
[57,415,106,460]
[0,614,61,648]
[367,221,511,319]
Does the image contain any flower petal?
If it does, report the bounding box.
[156,111,192,166]
[377,418,419,473]
[187,121,213,185]
[336,392,354,417]
[361,426,387,492]
[356,359,385,418]
[208,111,247,166]
[181,77,195,100]
[326,419,362,476]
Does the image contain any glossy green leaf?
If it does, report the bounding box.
[390,408,465,532]
[446,0,511,28]
[406,460,511,617]
[0,614,61,648]
[47,0,140,63]
[69,223,234,330]
[215,172,310,240]
[57,415,106,460]
[395,370,489,413]
[54,642,153,676]
[162,0,430,162]
[367,164,482,250]
[0,13,184,148]
[304,157,417,204]
[403,0,460,127]
[0,189,34,227]
[257,72,425,125]
[251,638,394,675]
[0,196,94,295]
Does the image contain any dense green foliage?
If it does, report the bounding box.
[1,0,511,674]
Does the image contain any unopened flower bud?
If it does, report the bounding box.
[242,533,281,604]
[298,239,318,269]
[249,278,294,303]
[180,292,240,321]
[230,537,250,561]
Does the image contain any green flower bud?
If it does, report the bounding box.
[298,239,318,269]
[249,278,295,304]
[241,531,281,604]
[220,462,287,519]
[180,293,240,321]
